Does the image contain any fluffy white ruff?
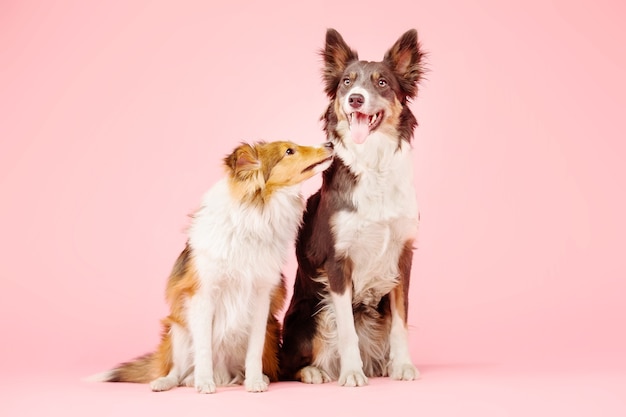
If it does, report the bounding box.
[190,179,304,288]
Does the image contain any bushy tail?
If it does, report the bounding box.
[86,352,161,383]
[87,247,189,385]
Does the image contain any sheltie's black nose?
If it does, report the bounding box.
[324,141,334,150]
[348,93,364,109]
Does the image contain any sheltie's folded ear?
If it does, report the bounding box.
[383,29,426,99]
[224,143,261,177]
[321,28,358,99]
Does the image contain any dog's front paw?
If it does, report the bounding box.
[195,379,217,394]
[338,369,368,387]
[244,374,269,393]
[389,362,420,381]
[299,366,331,384]
[149,376,178,392]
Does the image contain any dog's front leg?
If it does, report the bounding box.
[388,285,419,380]
[330,288,368,387]
[188,291,216,393]
[388,241,419,380]
[244,284,272,392]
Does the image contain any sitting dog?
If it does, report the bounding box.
[280,28,426,386]
[90,140,333,393]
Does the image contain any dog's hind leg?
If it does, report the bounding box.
[279,271,323,381]
[298,365,332,384]
[149,323,192,391]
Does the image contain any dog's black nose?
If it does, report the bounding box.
[324,141,334,150]
[348,94,364,109]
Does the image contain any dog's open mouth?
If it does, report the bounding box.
[301,156,334,173]
[348,111,384,144]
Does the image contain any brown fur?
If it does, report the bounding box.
[262,282,287,381]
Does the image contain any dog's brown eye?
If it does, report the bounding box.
[285,148,294,155]
[343,78,351,86]
[378,79,387,87]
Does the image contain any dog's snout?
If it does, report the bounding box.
[348,94,364,109]
[324,141,334,151]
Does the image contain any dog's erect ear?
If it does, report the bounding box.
[321,28,358,98]
[224,143,261,176]
[383,29,425,99]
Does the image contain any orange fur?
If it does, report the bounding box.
[262,280,287,382]
[225,141,333,204]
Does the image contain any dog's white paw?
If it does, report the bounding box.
[244,374,269,393]
[389,362,420,381]
[195,379,217,394]
[149,376,177,392]
[180,374,194,387]
[300,366,331,384]
[338,369,368,387]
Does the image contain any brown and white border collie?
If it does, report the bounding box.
[279,29,426,386]
[89,141,333,393]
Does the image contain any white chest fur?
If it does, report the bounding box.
[189,179,303,284]
[332,135,419,303]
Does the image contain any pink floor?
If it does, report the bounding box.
[3,364,625,416]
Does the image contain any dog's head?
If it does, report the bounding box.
[321,29,426,146]
[223,141,334,202]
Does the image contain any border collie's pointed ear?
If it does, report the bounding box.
[321,28,359,98]
[384,29,425,99]
[224,143,260,176]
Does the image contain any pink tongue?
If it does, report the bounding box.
[350,114,370,144]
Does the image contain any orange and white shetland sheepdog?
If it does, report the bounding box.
[91,141,334,393]
[279,29,426,386]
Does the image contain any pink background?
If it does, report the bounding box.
[1,0,625,415]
